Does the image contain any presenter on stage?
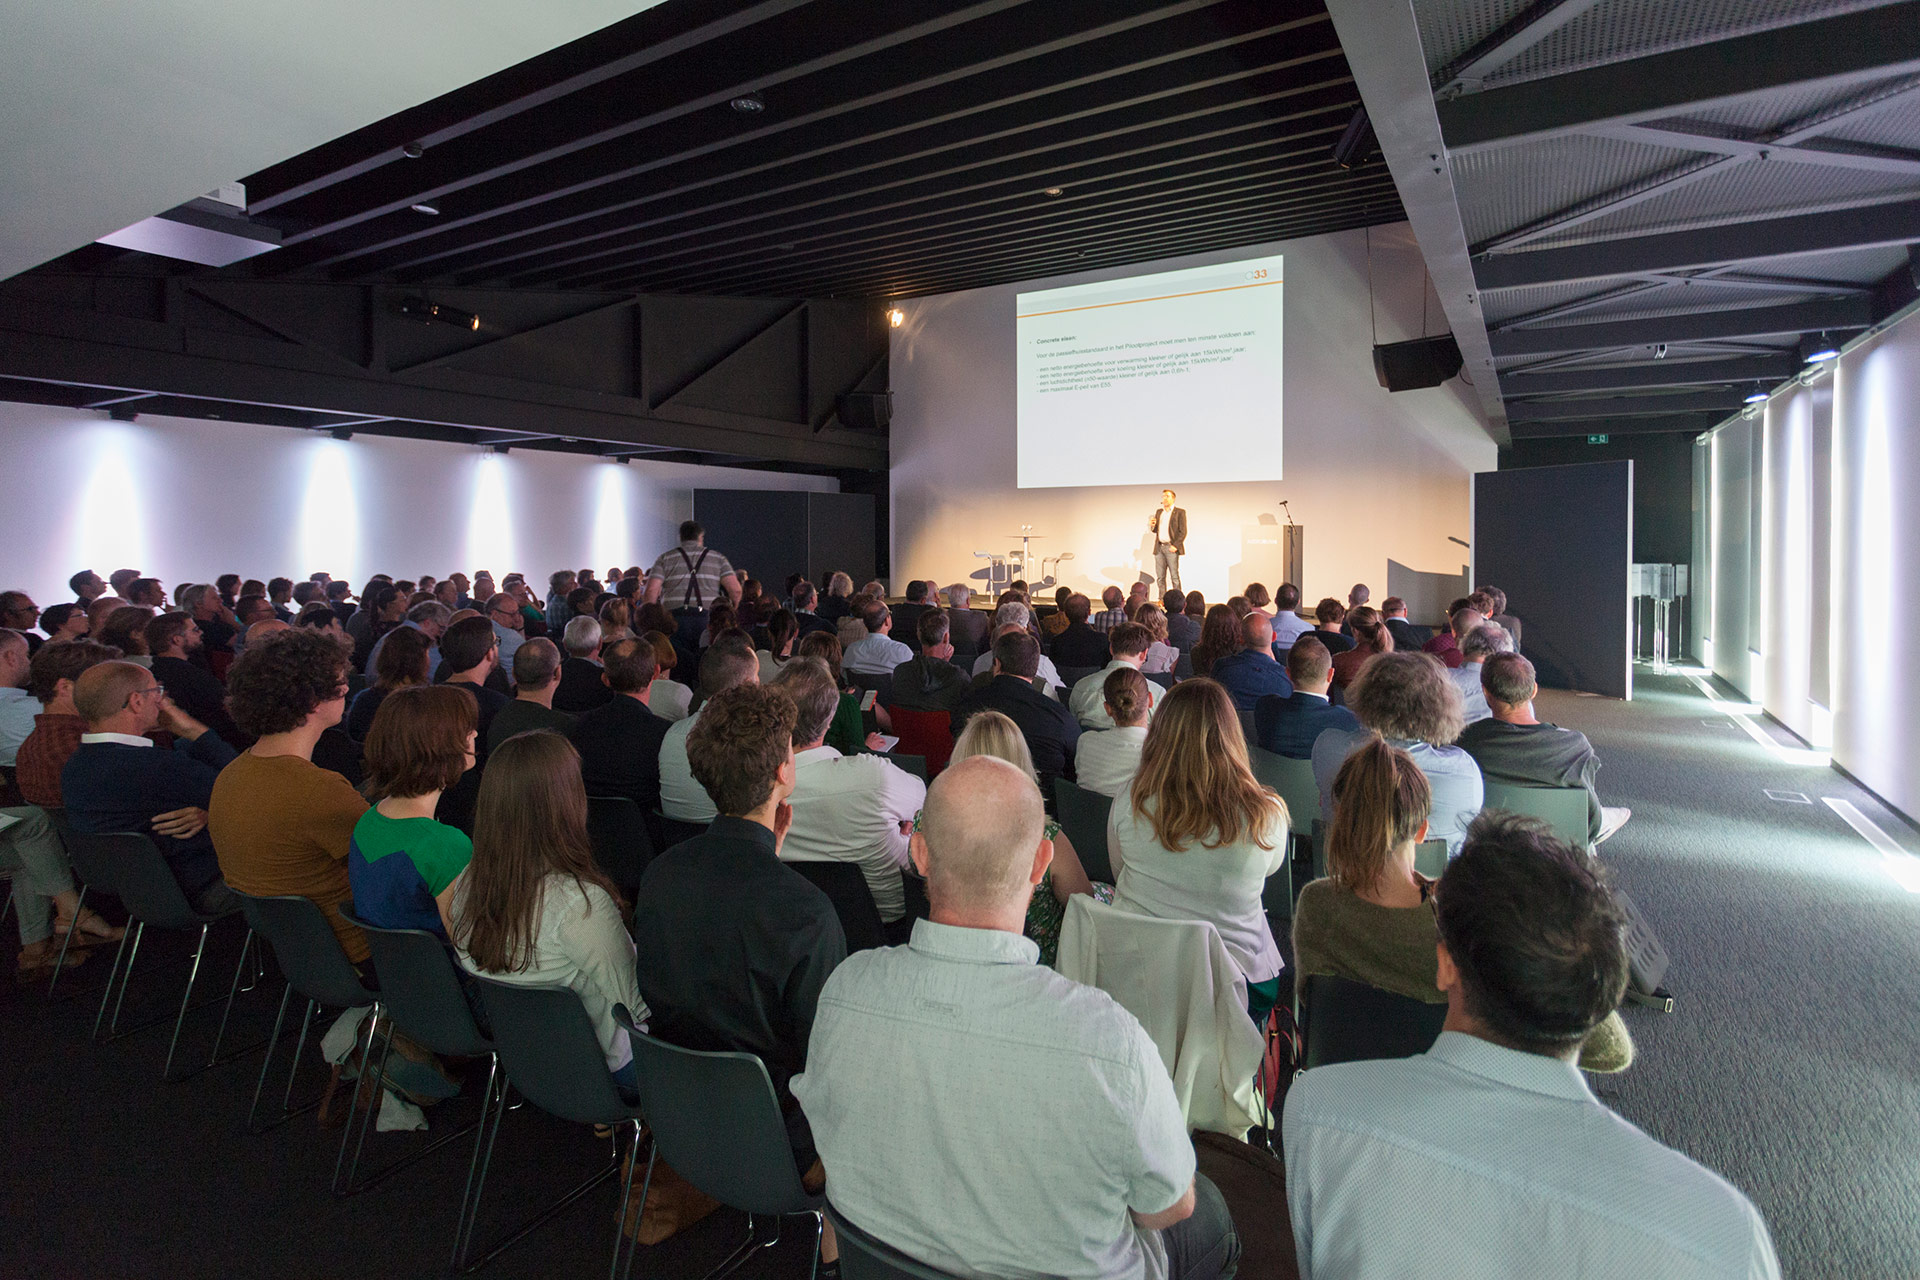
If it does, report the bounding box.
[1148,489,1187,593]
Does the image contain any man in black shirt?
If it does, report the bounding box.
[631,682,846,1173]
[890,579,936,653]
[951,631,1080,794]
[891,609,971,713]
[182,583,238,660]
[147,612,241,745]
[554,616,616,715]
[567,638,668,813]
[486,638,576,753]
[1047,593,1110,669]
[1457,653,1628,845]
[436,616,509,834]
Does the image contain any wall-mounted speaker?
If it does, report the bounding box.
[1372,334,1463,391]
[837,391,892,432]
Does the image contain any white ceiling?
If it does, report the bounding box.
[0,1,660,283]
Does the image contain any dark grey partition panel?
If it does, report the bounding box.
[1473,461,1633,700]
[693,489,875,590]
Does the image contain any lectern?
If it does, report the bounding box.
[1239,522,1304,590]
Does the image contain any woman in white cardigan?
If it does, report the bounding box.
[1109,677,1290,1026]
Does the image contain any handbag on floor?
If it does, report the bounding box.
[619,1137,721,1245]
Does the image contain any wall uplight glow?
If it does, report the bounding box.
[298,437,358,584]
[76,423,147,575]
[591,462,633,575]
[465,451,516,574]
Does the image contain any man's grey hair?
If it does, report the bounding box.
[770,657,841,746]
[513,637,563,689]
[407,600,453,627]
[920,756,1045,912]
[1462,622,1513,661]
[548,570,575,591]
[946,584,971,607]
[181,583,216,613]
[992,601,1030,630]
[563,615,603,657]
[1480,652,1536,707]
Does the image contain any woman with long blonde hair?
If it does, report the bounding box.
[1111,678,1289,1023]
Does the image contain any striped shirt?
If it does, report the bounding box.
[645,541,735,611]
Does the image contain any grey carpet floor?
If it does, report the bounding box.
[1537,669,1920,1280]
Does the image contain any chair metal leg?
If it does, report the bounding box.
[209,929,254,1066]
[94,919,142,1040]
[161,923,210,1081]
[46,885,84,998]
[284,999,317,1114]
[107,919,147,1036]
[1,879,13,927]
[249,984,295,1132]
[450,1056,503,1272]
[459,1114,624,1274]
[334,1007,391,1196]
[808,1210,823,1280]
[612,1121,648,1280]
[701,1212,782,1280]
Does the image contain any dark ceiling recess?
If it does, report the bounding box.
[1413,0,1920,439]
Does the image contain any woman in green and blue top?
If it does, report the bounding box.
[349,685,476,939]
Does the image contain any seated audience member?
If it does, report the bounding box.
[182,583,239,656]
[1283,814,1768,1276]
[109,568,143,598]
[1069,621,1162,729]
[795,754,1240,1280]
[891,579,936,650]
[295,601,348,637]
[86,596,131,645]
[100,606,155,667]
[1040,586,1073,638]
[365,599,450,679]
[797,631,889,756]
[944,583,990,657]
[1184,589,1208,627]
[15,640,121,809]
[756,608,800,684]
[968,604,1064,691]
[834,593,873,653]
[1126,580,1151,619]
[2,593,45,655]
[1460,653,1630,845]
[632,683,847,1172]
[890,609,970,713]
[1340,583,1371,636]
[0,627,38,763]
[148,611,240,743]
[842,598,913,677]
[1380,595,1430,652]
[1110,678,1289,1024]
[1134,604,1178,674]
[1331,605,1394,690]
[1449,622,1511,726]
[1209,612,1295,713]
[567,637,670,815]
[1312,652,1483,854]
[1091,585,1128,632]
[128,577,168,611]
[483,593,526,672]
[1048,593,1111,670]
[818,571,855,623]
[554,615,615,715]
[1163,590,1201,655]
[951,631,1080,794]
[639,631,693,722]
[1225,595,1253,620]
[488,637,575,751]
[1256,636,1362,759]
[62,661,239,913]
[232,594,277,648]
[440,616,510,752]
[1075,666,1152,799]
[1484,584,1524,653]
[1311,598,1357,655]
[350,686,476,938]
[209,629,370,963]
[544,570,578,632]
[452,732,642,1085]
[346,624,432,742]
[1189,604,1243,679]
[1269,583,1313,651]
[773,659,926,934]
[1295,735,1631,1074]
[70,569,107,605]
[790,581,835,639]
[1244,582,1274,616]
[1427,599,1480,669]
[40,602,92,646]
[659,640,763,828]
[706,601,742,652]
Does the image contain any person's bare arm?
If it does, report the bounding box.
[152,807,209,840]
[1130,1181,1196,1232]
[435,876,463,941]
[1047,828,1097,901]
[642,577,663,606]
[721,573,742,606]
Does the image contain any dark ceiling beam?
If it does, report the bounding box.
[1499,354,1800,395]
[1507,414,1728,440]
[1473,198,1920,290]
[1429,0,1607,98]
[1437,2,1920,153]
[78,389,158,409]
[1505,392,1748,422]
[1586,121,1920,178]
[1488,297,1873,357]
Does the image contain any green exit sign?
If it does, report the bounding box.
[1586,434,1610,444]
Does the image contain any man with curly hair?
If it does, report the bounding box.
[208,629,370,963]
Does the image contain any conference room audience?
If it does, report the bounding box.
[62,661,238,913]
[99,606,154,666]
[40,603,91,645]
[1092,585,1127,632]
[891,579,936,650]
[969,605,1065,691]
[1189,604,1242,679]
[658,640,763,828]
[944,584,989,658]
[567,637,671,818]
[890,609,970,713]
[1312,652,1484,854]
[1048,593,1110,670]
[1293,735,1632,1078]
[1255,636,1362,759]
[1426,599,1479,669]
[1331,604,1394,690]
[795,630,886,756]
[1163,590,1201,655]
[452,731,642,1085]
[1209,612,1294,713]
[1380,596,1429,652]
[1460,653,1630,845]
[756,608,801,683]
[795,753,1239,1280]
[842,599,913,677]
[14,640,121,809]
[773,658,926,934]
[951,631,1079,794]
[1110,678,1289,1024]
[632,682,846,1176]
[148,611,240,744]
[1270,583,1313,651]
[348,685,476,939]
[487,637,575,751]
[1282,815,1768,1276]
[1068,621,1161,730]
[208,629,369,963]
[554,616,615,716]
[1484,584,1524,653]
[1311,598,1356,655]
[366,599,450,680]
[1134,603,1178,674]
[1074,666,1152,799]
[1449,622,1511,726]
[346,624,432,742]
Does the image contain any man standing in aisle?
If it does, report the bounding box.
[644,520,743,651]
[1149,489,1187,594]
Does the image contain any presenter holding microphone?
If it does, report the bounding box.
[1149,488,1187,593]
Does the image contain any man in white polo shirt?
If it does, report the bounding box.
[770,658,925,938]
[656,640,759,828]
[1067,621,1162,730]
[794,756,1239,1280]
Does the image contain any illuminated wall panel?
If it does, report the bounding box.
[1759,385,1815,742]
[1710,419,1755,696]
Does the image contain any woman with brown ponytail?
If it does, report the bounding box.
[1330,604,1394,690]
[1293,733,1631,1072]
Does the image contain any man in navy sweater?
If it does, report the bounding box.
[1255,637,1360,759]
[1209,612,1294,714]
[61,661,239,913]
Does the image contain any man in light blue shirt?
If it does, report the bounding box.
[364,601,448,677]
[483,593,526,673]
[0,629,38,765]
[1284,814,1780,1280]
[1269,583,1314,651]
[841,600,912,677]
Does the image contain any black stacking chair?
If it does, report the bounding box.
[828,1205,967,1280]
[654,813,707,850]
[1051,778,1114,884]
[1297,974,1447,1070]
[339,909,501,1270]
[880,752,927,780]
[585,796,658,898]
[1056,665,1103,695]
[1145,670,1177,690]
[849,671,894,710]
[786,860,887,952]
[45,808,116,997]
[466,975,645,1279]
[615,1009,826,1280]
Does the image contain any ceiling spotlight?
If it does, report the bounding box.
[401,142,425,159]
[395,296,480,331]
[1653,343,1668,359]
[330,427,355,441]
[1743,384,1769,405]
[410,203,440,216]
[107,405,139,422]
[491,444,510,455]
[1331,107,1379,169]
[887,308,905,328]
[730,94,765,113]
[1043,187,1064,197]
[1800,331,1840,363]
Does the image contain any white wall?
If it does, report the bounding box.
[888,224,1496,612]
[0,400,832,606]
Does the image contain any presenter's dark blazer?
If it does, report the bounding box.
[1386,618,1431,651]
[1150,506,1188,555]
[1255,692,1362,760]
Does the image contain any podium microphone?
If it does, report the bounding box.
[1277,500,1295,527]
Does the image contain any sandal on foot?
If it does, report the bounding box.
[54,910,124,947]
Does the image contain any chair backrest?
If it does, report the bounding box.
[1298,974,1447,1070]
[828,1205,965,1280]
[236,891,378,1010]
[1481,781,1592,849]
[1145,670,1176,690]
[785,860,888,952]
[339,909,491,1058]
[884,706,953,777]
[881,752,927,781]
[616,1013,822,1218]
[848,669,894,702]
[1056,665,1103,692]
[96,831,213,929]
[1051,777,1114,884]
[1248,747,1318,832]
[466,974,635,1126]
[1413,839,1450,878]
[585,795,658,897]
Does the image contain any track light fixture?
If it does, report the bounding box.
[1331,107,1378,169]
[330,427,354,441]
[491,444,510,455]
[887,308,905,328]
[395,296,480,331]
[730,94,764,113]
[1743,384,1769,405]
[1799,331,1840,363]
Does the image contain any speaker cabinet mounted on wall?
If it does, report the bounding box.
[1373,334,1463,392]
